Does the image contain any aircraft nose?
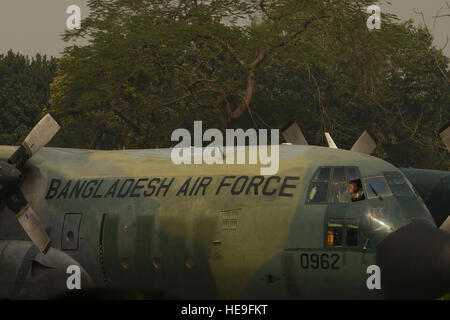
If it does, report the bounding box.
[376,221,450,299]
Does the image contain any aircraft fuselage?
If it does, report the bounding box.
[0,145,439,299]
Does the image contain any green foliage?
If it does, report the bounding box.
[251,22,450,169]
[48,0,449,169]
[0,51,57,146]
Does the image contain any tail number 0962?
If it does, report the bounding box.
[300,253,340,270]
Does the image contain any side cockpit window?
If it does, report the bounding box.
[307,166,360,204]
[346,167,359,181]
[308,181,329,203]
[330,167,348,203]
[316,167,331,180]
[307,167,331,203]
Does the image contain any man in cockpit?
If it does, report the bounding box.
[349,180,365,202]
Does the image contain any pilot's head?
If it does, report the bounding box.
[349,181,359,193]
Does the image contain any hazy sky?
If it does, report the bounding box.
[0,1,449,57]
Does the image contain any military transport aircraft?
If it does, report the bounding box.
[0,114,449,299]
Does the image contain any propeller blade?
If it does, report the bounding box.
[440,215,450,234]
[324,132,338,149]
[5,189,50,254]
[281,121,308,145]
[1,114,58,254]
[440,124,450,152]
[350,131,376,155]
[16,204,51,254]
[8,113,60,169]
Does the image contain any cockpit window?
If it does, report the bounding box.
[332,167,346,181]
[307,167,360,204]
[308,181,329,203]
[330,167,348,203]
[315,167,331,180]
[308,167,332,203]
[363,176,392,199]
[330,181,349,203]
[346,167,359,180]
[385,174,414,197]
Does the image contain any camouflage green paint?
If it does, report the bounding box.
[0,145,438,299]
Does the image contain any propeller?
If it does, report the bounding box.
[324,131,376,155]
[281,121,376,154]
[350,131,377,155]
[0,113,60,254]
[441,216,450,233]
[440,123,450,152]
[324,132,338,149]
[281,121,309,145]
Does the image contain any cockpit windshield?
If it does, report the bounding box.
[384,174,415,197]
[362,176,392,199]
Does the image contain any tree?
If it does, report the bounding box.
[50,0,389,148]
[49,0,449,170]
[0,51,57,145]
[251,22,450,169]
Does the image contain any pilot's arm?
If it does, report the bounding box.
[351,189,365,202]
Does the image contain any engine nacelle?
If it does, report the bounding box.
[400,168,450,228]
[0,240,94,299]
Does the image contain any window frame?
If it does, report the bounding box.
[326,218,360,249]
[306,167,333,204]
[306,166,361,205]
[362,175,393,200]
[384,172,419,198]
